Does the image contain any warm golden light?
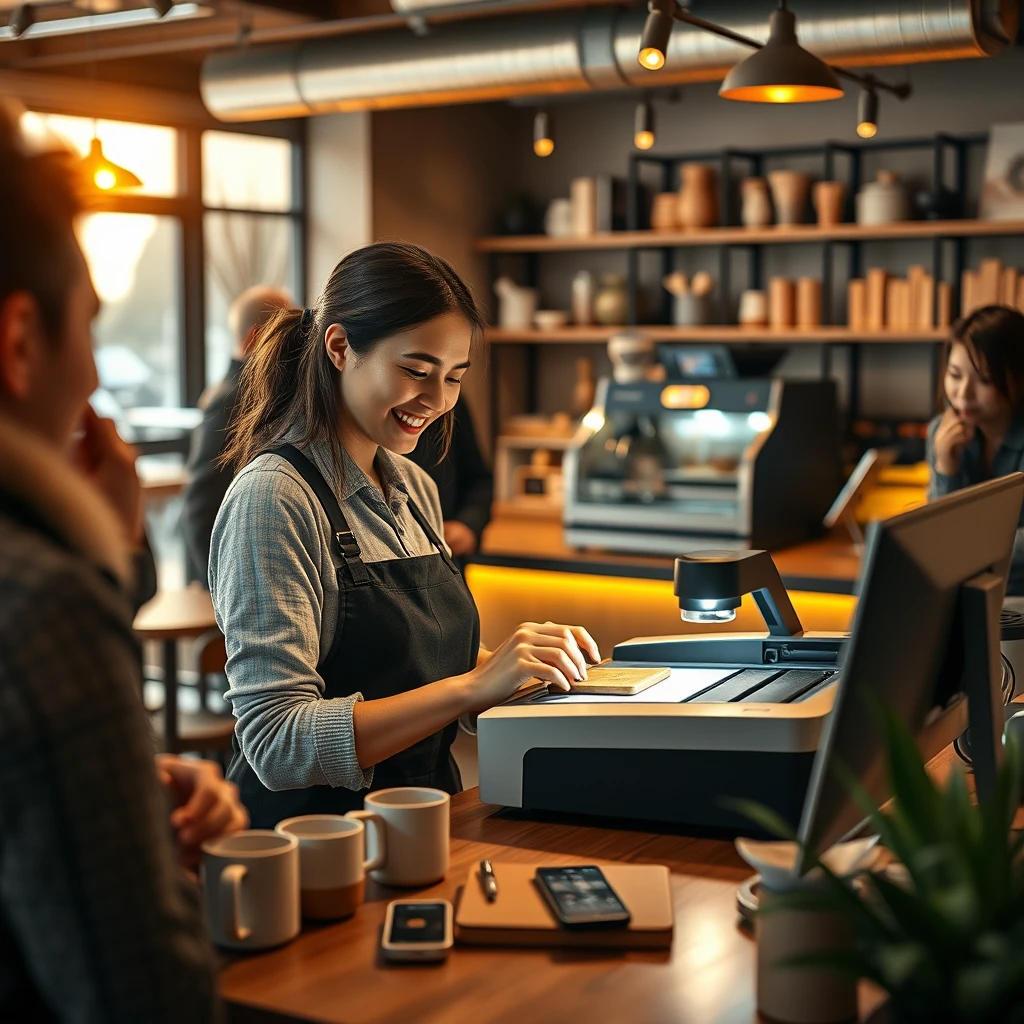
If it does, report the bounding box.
[661,384,711,410]
[634,130,655,151]
[94,169,117,190]
[533,137,554,158]
[639,47,666,70]
[857,121,878,139]
[721,83,844,103]
[78,213,157,304]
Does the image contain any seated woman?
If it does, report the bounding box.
[928,304,1024,593]
[210,241,599,828]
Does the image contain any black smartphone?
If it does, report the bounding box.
[535,865,631,930]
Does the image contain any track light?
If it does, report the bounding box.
[857,87,879,138]
[638,0,674,71]
[719,3,842,103]
[634,99,655,150]
[148,0,174,16]
[9,4,35,37]
[533,110,553,158]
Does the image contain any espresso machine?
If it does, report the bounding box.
[562,342,841,555]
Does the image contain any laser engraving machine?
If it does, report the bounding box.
[477,476,1024,833]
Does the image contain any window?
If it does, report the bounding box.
[202,130,293,211]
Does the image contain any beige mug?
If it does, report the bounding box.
[347,787,450,888]
[201,830,300,951]
[276,814,387,920]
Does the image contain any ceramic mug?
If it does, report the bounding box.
[201,830,301,951]
[276,814,387,920]
[347,787,450,888]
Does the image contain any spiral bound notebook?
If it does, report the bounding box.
[454,862,674,949]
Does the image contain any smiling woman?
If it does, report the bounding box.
[210,241,599,828]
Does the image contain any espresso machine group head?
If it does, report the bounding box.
[673,549,804,637]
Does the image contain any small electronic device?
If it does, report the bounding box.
[381,899,453,962]
[535,866,631,929]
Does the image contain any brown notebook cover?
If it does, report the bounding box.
[455,862,674,949]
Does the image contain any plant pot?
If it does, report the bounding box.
[741,177,773,228]
[813,180,847,227]
[672,293,711,326]
[768,170,811,226]
[678,163,719,230]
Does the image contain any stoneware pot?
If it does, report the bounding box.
[678,163,719,230]
[813,180,847,227]
[768,169,811,226]
[738,290,769,327]
[856,170,910,226]
[593,273,629,326]
[741,177,773,228]
[650,192,680,231]
[494,277,538,330]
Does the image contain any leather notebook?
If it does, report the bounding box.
[455,862,674,949]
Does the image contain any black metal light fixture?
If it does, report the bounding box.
[719,2,842,103]
[9,3,35,37]
[533,109,553,158]
[639,0,674,71]
[857,86,879,138]
[634,98,655,151]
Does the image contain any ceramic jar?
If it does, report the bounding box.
[813,180,847,227]
[796,277,822,328]
[593,273,629,326]
[738,290,769,327]
[544,198,574,237]
[678,163,719,230]
[651,192,679,231]
[494,277,538,330]
[768,170,811,226]
[673,294,711,326]
[856,170,910,226]
[572,270,594,326]
[570,177,597,236]
[741,177,773,228]
[769,276,796,329]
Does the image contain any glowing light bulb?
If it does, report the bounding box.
[94,168,117,190]
[857,121,878,139]
[533,137,554,158]
[634,130,655,151]
[639,47,666,71]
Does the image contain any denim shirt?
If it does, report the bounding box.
[926,412,1024,594]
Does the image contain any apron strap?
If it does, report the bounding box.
[406,497,461,576]
[268,444,370,586]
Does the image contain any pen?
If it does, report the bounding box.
[479,859,498,902]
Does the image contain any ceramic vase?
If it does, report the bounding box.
[572,270,594,326]
[856,170,910,226]
[494,277,538,330]
[571,356,597,417]
[593,273,629,326]
[768,170,811,226]
[738,290,769,327]
[650,192,679,232]
[678,163,719,230]
[741,177,773,228]
[813,180,847,227]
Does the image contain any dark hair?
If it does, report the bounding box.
[942,305,1024,411]
[223,241,486,472]
[0,104,83,341]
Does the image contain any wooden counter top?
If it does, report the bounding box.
[478,515,861,595]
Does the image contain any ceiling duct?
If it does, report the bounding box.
[201,0,1018,122]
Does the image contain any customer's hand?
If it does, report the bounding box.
[443,520,477,557]
[933,406,974,476]
[458,621,601,714]
[156,755,249,869]
[70,405,144,546]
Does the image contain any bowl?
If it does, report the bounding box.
[533,309,570,331]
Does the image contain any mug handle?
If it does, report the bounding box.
[219,864,252,942]
[344,810,387,872]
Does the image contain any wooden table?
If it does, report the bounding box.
[219,789,888,1024]
[134,587,218,753]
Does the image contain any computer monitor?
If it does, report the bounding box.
[798,473,1024,857]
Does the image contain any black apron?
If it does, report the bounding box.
[229,445,481,829]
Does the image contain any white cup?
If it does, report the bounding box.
[276,814,386,920]
[347,787,450,888]
[201,830,300,951]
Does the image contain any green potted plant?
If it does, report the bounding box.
[739,706,1024,1024]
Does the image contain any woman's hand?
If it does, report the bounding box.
[156,755,249,869]
[933,406,974,476]
[457,621,601,714]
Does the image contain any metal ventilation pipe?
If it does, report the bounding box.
[201,0,1018,122]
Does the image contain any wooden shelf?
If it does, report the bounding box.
[477,219,1024,253]
[486,326,948,345]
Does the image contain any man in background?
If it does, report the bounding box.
[0,106,244,1022]
[183,285,291,586]
[406,397,493,566]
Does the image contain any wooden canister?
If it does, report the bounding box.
[865,268,888,332]
[937,281,953,328]
[796,277,822,328]
[769,277,796,330]
[847,279,866,332]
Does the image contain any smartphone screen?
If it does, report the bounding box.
[535,866,631,928]
[387,902,447,945]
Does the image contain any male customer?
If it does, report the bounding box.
[183,285,291,586]
[406,396,493,565]
[0,107,245,1021]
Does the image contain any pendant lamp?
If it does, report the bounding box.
[81,136,142,192]
[719,3,842,104]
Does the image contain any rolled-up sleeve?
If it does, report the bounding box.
[926,414,966,502]
[209,465,372,793]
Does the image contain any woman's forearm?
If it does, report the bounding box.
[351,675,474,769]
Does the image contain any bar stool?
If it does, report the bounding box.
[133,587,234,755]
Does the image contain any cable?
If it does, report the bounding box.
[954,653,1014,766]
